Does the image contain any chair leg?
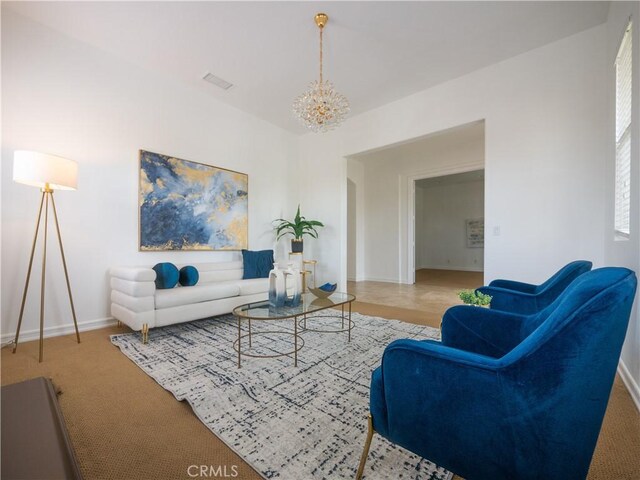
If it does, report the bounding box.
[356,414,374,480]
[116,320,122,328]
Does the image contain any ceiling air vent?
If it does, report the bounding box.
[202,72,233,90]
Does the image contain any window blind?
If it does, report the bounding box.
[615,22,632,236]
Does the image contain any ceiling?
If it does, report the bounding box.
[4,1,609,134]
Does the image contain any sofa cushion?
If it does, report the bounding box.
[198,269,243,284]
[237,278,270,296]
[242,250,274,279]
[155,283,240,309]
[182,262,243,284]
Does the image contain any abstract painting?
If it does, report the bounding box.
[466,218,484,248]
[139,150,248,251]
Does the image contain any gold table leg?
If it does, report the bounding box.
[348,301,352,343]
[237,316,241,368]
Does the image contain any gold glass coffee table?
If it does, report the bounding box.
[232,292,356,368]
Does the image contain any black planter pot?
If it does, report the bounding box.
[291,239,304,253]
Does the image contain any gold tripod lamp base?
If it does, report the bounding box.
[12,151,81,363]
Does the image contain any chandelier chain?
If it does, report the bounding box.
[319,27,323,85]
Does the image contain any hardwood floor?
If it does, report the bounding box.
[347,268,483,325]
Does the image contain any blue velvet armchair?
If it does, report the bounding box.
[476,260,592,314]
[356,267,636,480]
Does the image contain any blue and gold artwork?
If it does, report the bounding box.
[139,150,248,251]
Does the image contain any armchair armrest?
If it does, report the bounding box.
[110,266,156,297]
[441,305,527,358]
[384,338,501,370]
[476,285,539,314]
[109,266,156,331]
[110,266,156,282]
[487,278,537,293]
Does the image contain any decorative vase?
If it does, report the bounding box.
[283,263,302,307]
[291,238,303,253]
[268,265,286,308]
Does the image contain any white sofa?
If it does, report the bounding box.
[110,261,269,340]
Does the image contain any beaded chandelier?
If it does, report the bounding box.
[292,13,350,133]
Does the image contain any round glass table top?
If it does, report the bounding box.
[233,292,355,320]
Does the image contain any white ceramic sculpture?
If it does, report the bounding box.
[283,263,302,307]
[268,264,286,308]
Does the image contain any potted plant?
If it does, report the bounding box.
[273,205,324,253]
[458,290,492,307]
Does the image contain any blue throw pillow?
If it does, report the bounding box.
[152,262,179,289]
[179,265,199,287]
[242,249,274,279]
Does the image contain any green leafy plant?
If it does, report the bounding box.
[273,205,325,240]
[458,290,492,307]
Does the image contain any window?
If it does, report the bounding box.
[615,22,632,237]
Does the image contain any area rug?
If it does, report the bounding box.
[111,312,453,480]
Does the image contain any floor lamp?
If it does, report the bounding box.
[12,151,81,362]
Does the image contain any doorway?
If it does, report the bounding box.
[413,169,485,285]
[346,120,485,286]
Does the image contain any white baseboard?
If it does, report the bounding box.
[618,359,640,414]
[417,265,484,273]
[347,275,366,282]
[1,317,117,344]
[361,276,412,284]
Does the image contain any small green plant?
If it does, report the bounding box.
[458,290,492,307]
[273,205,324,240]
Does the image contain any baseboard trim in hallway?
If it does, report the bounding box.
[417,265,483,272]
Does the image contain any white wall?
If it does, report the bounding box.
[346,158,365,282]
[347,179,357,279]
[353,124,485,283]
[300,24,607,290]
[1,11,299,341]
[605,1,640,411]
[415,186,425,268]
[417,179,484,272]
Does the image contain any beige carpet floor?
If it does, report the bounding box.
[2,269,639,480]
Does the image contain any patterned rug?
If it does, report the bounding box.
[111,312,453,480]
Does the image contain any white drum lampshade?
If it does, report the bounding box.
[13,151,78,190]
